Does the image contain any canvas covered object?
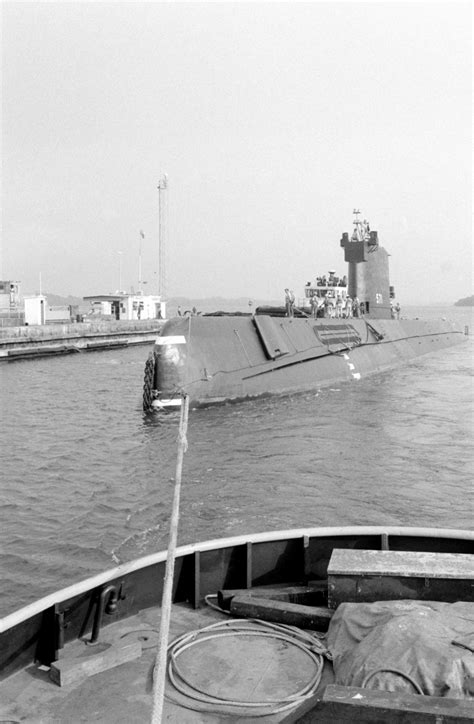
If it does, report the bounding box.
[326,600,474,698]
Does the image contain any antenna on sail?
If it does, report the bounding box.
[352,209,370,242]
[157,175,168,298]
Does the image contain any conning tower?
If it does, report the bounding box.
[340,210,393,319]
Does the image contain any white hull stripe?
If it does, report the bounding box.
[155,335,187,345]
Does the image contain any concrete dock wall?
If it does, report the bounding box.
[0,319,163,340]
[0,320,164,360]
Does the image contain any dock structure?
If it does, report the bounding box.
[0,319,165,361]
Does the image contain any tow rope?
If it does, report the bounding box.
[151,393,189,723]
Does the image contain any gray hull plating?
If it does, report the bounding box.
[149,314,466,407]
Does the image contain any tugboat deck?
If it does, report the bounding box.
[0,601,333,723]
[1,526,472,722]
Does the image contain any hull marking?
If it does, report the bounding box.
[155,335,187,346]
[343,352,361,381]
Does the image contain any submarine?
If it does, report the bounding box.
[143,212,467,410]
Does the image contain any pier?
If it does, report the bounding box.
[0,319,164,361]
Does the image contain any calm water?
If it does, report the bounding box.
[1,306,473,617]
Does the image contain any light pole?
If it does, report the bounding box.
[138,231,144,294]
[157,174,168,298]
[117,251,123,293]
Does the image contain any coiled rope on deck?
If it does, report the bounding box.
[165,617,327,717]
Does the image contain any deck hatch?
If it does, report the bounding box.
[253,316,290,359]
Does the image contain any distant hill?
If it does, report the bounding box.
[21,293,90,312]
[42,293,84,307]
[36,293,91,312]
[454,295,474,307]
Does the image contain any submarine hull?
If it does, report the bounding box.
[145,314,467,408]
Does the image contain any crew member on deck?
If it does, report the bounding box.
[285,288,295,317]
[345,296,352,318]
[324,294,334,318]
[395,302,401,319]
[353,297,360,318]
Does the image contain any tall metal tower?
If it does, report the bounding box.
[157,174,168,298]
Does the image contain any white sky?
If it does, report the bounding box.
[1,1,472,304]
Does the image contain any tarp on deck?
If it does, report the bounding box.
[327,600,474,699]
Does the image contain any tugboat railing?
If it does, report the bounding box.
[1,525,472,634]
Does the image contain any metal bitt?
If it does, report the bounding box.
[87,583,123,645]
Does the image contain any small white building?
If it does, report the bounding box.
[24,295,47,325]
[83,293,166,321]
[23,296,72,325]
